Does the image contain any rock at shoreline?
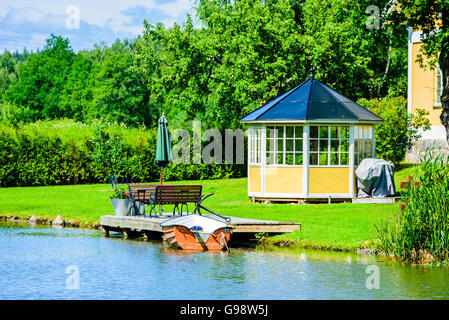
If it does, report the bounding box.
[356,248,371,256]
[67,219,79,227]
[28,216,36,224]
[8,217,20,223]
[52,215,64,227]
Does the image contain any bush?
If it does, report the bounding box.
[376,148,449,262]
[0,119,245,187]
[357,96,430,166]
[0,102,39,127]
[109,185,128,199]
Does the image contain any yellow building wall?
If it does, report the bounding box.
[309,167,350,194]
[265,167,303,194]
[249,166,261,193]
[411,42,442,126]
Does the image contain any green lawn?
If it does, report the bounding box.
[0,176,402,251]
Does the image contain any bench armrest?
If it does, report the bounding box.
[198,193,214,204]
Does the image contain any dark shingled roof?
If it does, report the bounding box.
[241,75,383,123]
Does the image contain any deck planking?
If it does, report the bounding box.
[100,214,301,241]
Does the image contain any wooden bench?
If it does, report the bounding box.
[147,185,202,217]
[148,185,231,222]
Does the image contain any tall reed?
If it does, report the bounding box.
[376,147,449,262]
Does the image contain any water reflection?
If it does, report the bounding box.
[0,222,448,300]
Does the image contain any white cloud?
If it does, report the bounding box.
[0,0,194,52]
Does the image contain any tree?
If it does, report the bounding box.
[90,124,129,185]
[90,39,156,127]
[0,51,19,97]
[0,49,32,100]
[394,0,449,141]
[59,52,95,121]
[358,96,430,166]
[5,35,74,119]
[135,0,408,130]
[300,0,408,99]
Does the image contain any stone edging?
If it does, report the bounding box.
[0,214,101,229]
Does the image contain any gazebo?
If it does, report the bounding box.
[241,69,383,202]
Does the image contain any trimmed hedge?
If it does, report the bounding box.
[0,120,245,187]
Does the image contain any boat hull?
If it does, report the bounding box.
[162,225,233,251]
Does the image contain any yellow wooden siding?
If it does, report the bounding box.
[249,166,261,193]
[265,167,303,194]
[411,42,441,126]
[309,167,350,194]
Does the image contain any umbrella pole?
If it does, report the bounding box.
[160,168,163,185]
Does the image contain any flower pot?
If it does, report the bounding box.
[111,199,131,216]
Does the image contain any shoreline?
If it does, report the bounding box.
[0,214,374,256]
[0,180,397,257]
[0,214,101,230]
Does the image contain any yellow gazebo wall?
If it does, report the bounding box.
[249,166,353,196]
[308,167,350,194]
[249,166,261,193]
[265,167,303,194]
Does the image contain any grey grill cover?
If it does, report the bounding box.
[355,158,396,197]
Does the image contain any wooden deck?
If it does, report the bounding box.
[100,214,301,243]
[351,196,401,204]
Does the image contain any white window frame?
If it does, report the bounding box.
[435,63,443,107]
[354,125,375,166]
[309,125,350,167]
[266,125,304,167]
[248,126,264,165]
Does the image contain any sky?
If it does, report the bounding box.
[0,0,194,53]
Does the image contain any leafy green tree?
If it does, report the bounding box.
[0,51,19,97]
[358,96,431,166]
[6,35,74,119]
[0,49,32,99]
[0,102,40,127]
[0,1,411,134]
[135,0,408,130]
[90,40,156,127]
[136,1,308,129]
[59,52,95,121]
[300,0,408,99]
[90,123,130,184]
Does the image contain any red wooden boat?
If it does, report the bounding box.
[160,215,234,251]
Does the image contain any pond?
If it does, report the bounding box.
[0,221,448,300]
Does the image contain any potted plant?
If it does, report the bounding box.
[110,186,131,216]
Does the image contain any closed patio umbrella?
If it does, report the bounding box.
[155,112,172,185]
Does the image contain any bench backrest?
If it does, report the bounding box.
[127,184,158,202]
[154,185,202,204]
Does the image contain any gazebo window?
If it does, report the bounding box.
[266,126,303,165]
[248,127,263,165]
[354,125,374,165]
[435,64,443,106]
[309,125,349,166]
